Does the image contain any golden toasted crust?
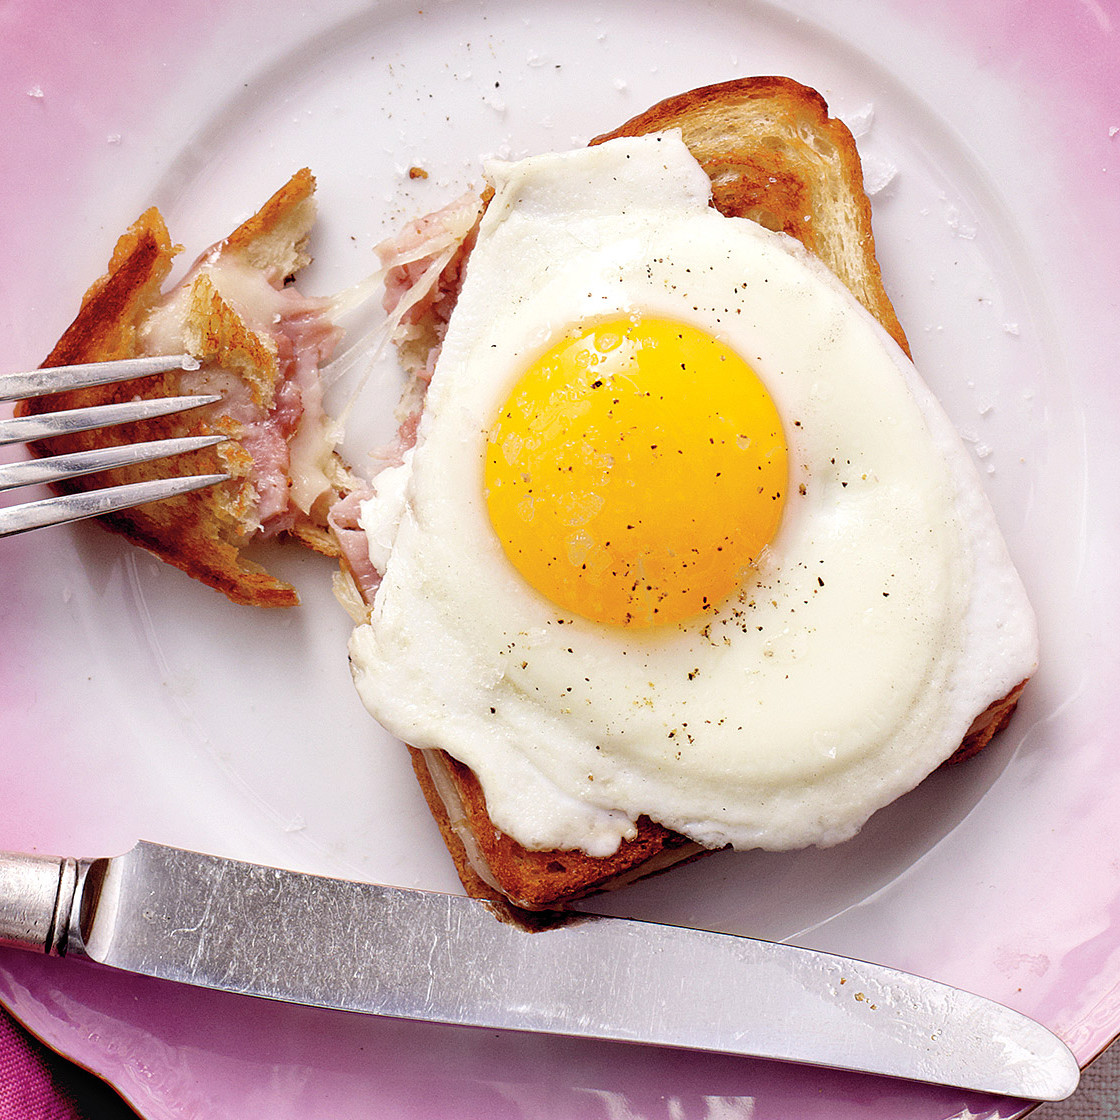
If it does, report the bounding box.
[222,165,316,277]
[412,78,1027,914]
[948,679,1029,765]
[421,683,1029,914]
[42,209,178,368]
[415,679,1030,913]
[17,171,344,608]
[408,747,708,914]
[592,76,910,358]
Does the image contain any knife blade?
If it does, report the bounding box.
[0,841,1078,1100]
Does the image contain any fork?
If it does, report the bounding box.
[0,354,230,537]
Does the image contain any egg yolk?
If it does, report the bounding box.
[484,316,787,627]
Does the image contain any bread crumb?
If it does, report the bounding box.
[941,198,978,240]
[409,166,429,180]
[483,90,507,115]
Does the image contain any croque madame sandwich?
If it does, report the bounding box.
[21,77,1037,921]
[16,168,355,607]
[336,77,1038,917]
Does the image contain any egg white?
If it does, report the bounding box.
[348,132,1037,858]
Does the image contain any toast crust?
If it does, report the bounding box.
[42,209,178,369]
[221,165,316,277]
[592,76,910,358]
[405,78,1030,914]
[409,746,708,913]
[18,171,347,607]
[421,681,1032,914]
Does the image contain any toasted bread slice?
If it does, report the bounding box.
[400,78,1028,917]
[17,169,354,607]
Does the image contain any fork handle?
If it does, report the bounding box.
[0,853,79,955]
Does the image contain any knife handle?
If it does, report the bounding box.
[0,852,78,955]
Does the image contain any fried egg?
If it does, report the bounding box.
[348,132,1037,858]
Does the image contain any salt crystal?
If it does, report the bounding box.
[841,103,875,139]
[944,203,977,239]
[862,155,897,196]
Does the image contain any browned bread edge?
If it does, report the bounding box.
[16,172,337,608]
[592,75,911,358]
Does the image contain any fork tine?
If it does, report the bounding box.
[0,394,222,447]
[0,354,195,403]
[0,473,229,537]
[0,434,229,492]
[0,354,231,538]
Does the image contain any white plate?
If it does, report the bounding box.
[2,1,1118,1117]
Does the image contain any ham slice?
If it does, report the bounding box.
[328,191,483,605]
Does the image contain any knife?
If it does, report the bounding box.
[0,841,1078,1100]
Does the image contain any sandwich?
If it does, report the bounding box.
[339,76,1038,918]
[16,168,355,607]
[20,77,1036,922]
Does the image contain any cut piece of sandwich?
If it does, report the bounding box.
[342,77,1035,920]
[17,169,355,607]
